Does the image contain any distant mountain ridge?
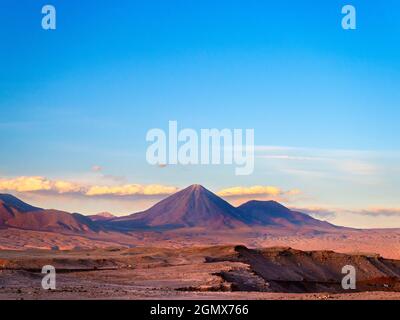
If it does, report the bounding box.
[88,212,116,221]
[0,194,99,233]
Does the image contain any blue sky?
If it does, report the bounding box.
[1,1,400,227]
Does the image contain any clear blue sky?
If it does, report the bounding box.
[0,1,400,227]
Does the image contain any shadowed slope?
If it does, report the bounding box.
[208,245,400,293]
[0,194,42,212]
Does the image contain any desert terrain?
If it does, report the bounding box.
[1,245,400,300]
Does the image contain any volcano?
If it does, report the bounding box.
[107,185,248,230]
[105,185,337,231]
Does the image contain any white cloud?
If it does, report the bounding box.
[217,185,300,198]
[0,176,51,192]
[86,184,178,196]
[0,176,177,197]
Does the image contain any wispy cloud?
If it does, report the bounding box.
[292,206,400,220]
[291,206,337,220]
[352,208,400,217]
[255,145,395,178]
[260,155,328,161]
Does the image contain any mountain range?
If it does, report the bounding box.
[0,185,337,233]
[102,184,336,231]
[2,186,400,259]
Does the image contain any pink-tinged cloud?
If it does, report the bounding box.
[91,165,103,172]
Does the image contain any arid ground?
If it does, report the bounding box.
[1,245,400,300]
